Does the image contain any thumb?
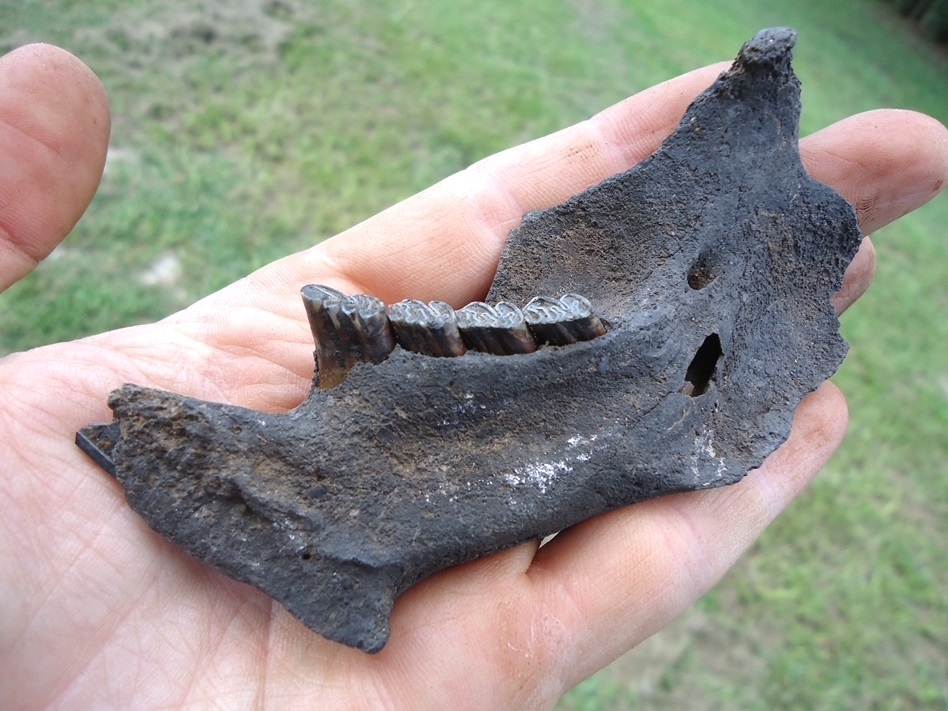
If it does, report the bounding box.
[0,43,110,292]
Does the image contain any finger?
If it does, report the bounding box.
[800,110,947,315]
[527,381,848,689]
[800,109,948,235]
[831,236,876,315]
[0,43,110,292]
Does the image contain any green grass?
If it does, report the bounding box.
[1,0,946,708]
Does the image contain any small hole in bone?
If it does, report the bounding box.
[687,254,717,290]
[683,334,722,396]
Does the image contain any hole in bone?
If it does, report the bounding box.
[682,333,722,397]
[687,253,717,290]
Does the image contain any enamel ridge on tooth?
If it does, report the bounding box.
[387,299,467,358]
[523,294,607,345]
[456,301,538,355]
[301,284,396,388]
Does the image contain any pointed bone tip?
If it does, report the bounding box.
[358,629,389,654]
[106,382,149,413]
[738,27,797,64]
[297,608,390,653]
[75,421,120,477]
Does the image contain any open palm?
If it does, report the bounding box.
[1,44,946,710]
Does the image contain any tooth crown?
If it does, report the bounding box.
[301,285,395,388]
[523,294,606,345]
[456,301,537,355]
[455,300,524,329]
[386,299,466,358]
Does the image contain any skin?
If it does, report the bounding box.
[0,43,946,710]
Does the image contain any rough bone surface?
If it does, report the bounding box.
[77,28,862,653]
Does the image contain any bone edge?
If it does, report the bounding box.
[75,421,120,477]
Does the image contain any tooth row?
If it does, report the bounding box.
[301,286,606,388]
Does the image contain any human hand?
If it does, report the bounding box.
[1,43,946,710]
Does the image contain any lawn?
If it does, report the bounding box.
[2,0,946,708]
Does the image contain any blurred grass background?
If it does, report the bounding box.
[1,0,945,708]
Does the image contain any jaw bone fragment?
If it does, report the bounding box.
[76,28,862,653]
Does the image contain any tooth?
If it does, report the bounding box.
[523,294,606,345]
[456,301,538,355]
[387,300,467,357]
[301,285,395,388]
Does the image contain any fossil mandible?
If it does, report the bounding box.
[77,28,862,653]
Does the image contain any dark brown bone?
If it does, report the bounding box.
[76,29,862,654]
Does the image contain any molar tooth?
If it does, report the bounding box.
[456,301,537,355]
[523,294,606,346]
[301,284,395,388]
[387,300,467,357]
